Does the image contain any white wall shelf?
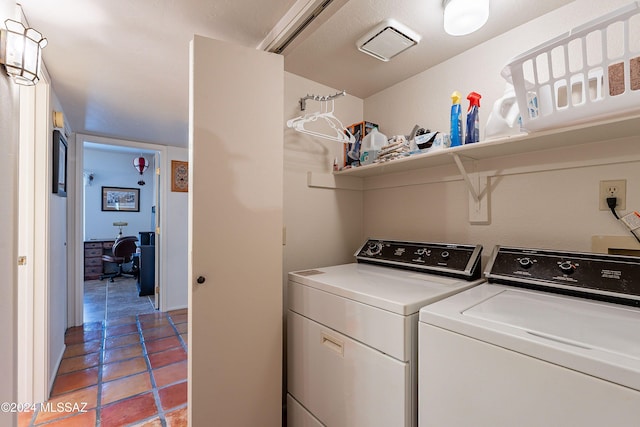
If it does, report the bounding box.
[333,113,640,178]
[323,112,640,224]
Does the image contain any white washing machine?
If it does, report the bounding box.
[287,239,484,427]
[418,245,640,427]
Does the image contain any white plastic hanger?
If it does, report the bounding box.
[287,99,355,144]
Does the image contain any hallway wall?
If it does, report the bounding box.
[1,1,20,423]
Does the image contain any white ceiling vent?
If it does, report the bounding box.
[356,19,421,62]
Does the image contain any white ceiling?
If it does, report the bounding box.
[18,0,573,148]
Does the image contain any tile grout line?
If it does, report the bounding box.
[164,311,189,424]
[95,319,106,427]
[138,312,169,427]
[167,312,188,353]
[103,280,110,325]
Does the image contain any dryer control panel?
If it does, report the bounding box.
[355,239,482,280]
[486,246,640,306]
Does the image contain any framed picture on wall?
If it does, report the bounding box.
[52,130,67,197]
[171,160,189,192]
[101,186,140,212]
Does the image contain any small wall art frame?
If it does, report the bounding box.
[52,130,67,197]
[101,186,140,212]
[171,160,189,192]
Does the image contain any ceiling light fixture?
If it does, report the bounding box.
[0,19,47,85]
[443,0,490,36]
[356,19,421,62]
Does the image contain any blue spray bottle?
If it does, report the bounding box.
[450,91,462,147]
[465,92,482,144]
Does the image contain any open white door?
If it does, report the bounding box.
[188,36,283,426]
[154,151,160,309]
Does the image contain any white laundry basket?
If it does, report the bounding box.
[502,2,640,132]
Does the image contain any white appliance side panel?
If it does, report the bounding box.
[288,281,411,361]
[287,394,323,427]
[288,311,411,427]
[418,324,640,427]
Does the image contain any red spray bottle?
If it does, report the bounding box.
[465,92,482,144]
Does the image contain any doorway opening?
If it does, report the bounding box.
[80,139,161,324]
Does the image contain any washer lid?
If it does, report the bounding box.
[419,284,640,391]
[464,289,640,359]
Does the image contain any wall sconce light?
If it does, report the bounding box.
[133,156,149,186]
[83,171,95,186]
[443,0,490,36]
[0,19,47,85]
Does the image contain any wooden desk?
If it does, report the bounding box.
[84,239,115,280]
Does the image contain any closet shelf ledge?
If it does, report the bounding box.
[333,113,640,178]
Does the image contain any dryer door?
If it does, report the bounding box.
[288,310,411,427]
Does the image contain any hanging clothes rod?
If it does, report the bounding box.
[299,90,346,111]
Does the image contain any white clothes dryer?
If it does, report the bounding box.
[418,245,640,427]
[287,239,484,427]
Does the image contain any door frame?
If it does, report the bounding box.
[72,133,168,326]
[17,75,52,403]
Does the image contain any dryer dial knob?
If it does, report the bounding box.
[518,257,534,268]
[559,261,576,274]
[367,242,383,256]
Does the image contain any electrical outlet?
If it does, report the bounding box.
[599,179,626,210]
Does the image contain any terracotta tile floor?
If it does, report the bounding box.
[18,309,188,427]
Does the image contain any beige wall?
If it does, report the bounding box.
[283,71,365,274]
[362,138,640,256]
[164,145,188,311]
[361,0,640,261]
[0,2,19,423]
[282,70,365,414]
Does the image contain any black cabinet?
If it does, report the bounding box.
[136,245,155,296]
[139,231,155,246]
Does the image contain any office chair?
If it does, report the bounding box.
[100,235,139,282]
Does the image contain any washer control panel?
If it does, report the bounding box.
[486,246,640,306]
[355,239,482,280]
